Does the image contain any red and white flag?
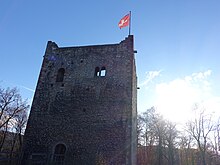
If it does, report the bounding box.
[118,14,130,29]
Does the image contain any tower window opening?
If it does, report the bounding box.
[100,67,106,77]
[56,68,65,82]
[53,144,66,164]
[95,67,100,77]
[95,66,106,77]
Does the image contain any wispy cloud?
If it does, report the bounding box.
[20,85,35,93]
[0,80,35,93]
[139,70,162,87]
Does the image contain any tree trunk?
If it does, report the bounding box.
[201,151,206,165]
[157,136,163,165]
[9,133,17,165]
[0,121,8,151]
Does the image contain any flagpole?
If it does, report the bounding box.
[129,11,131,35]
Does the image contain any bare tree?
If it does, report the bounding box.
[137,104,220,165]
[178,132,195,165]
[153,113,166,165]
[8,109,28,163]
[208,117,220,165]
[137,107,158,165]
[0,86,29,159]
[186,106,214,165]
[138,107,157,146]
[137,107,180,165]
[163,121,178,165]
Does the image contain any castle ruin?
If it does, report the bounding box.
[22,35,137,165]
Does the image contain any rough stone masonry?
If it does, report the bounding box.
[21,35,137,165]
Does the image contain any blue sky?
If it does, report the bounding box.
[1,0,220,122]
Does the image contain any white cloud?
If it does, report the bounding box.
[203,97,220,120]
[155,79,198,123]
[192,69,212,81]
[153,70,219,123]
[139,70,161,87]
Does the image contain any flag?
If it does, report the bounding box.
[118,13,130,29]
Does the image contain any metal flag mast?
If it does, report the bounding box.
[129,11,131,35]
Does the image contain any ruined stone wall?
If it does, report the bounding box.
[22,36,137,165]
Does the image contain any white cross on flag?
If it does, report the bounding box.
[118,13,130,29]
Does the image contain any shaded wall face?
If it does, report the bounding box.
[22,36,137,165]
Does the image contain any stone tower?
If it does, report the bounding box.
[22,35,137,165]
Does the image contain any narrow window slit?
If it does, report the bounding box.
[56,68,65,82]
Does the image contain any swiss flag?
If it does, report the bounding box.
[118,14,130,29]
